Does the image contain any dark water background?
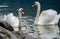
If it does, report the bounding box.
[0,0,60,15]
[0,0,60,27]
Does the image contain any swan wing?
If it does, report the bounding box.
[38,9,57,24]
[6,13,19,26]
[49,14,60,24]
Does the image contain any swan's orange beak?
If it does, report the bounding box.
[22,12,24,14]
[32,5,35,7]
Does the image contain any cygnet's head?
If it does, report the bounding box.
[32,1,40,7]
[18,8,24,14]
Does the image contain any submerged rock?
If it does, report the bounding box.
[12,31,36,39]
[0,21,14,31]
[0,26,18,39]
[0,26,36,39]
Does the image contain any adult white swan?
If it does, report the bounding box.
[5,8,24,31]
[32,1,60,39]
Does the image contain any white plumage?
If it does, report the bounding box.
[38,9,59,25]
[5,13,19,31]
[6,13,19,26]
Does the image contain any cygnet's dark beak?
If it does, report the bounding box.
[22,10,24,12]
[22,10,24,14]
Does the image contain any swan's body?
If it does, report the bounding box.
[32,1,60,39]
[37,9,59,34]
[38,9,60,25]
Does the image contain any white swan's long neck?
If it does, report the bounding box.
[18,11,22,31]
[34,3,41,24]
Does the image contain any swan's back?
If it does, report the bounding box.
[49,14,60,24]
[44,9,57,16]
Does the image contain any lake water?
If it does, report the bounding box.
[0,0,60,39]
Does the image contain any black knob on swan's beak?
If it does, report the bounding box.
[32,2,35,5]
[32,2,35,7]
